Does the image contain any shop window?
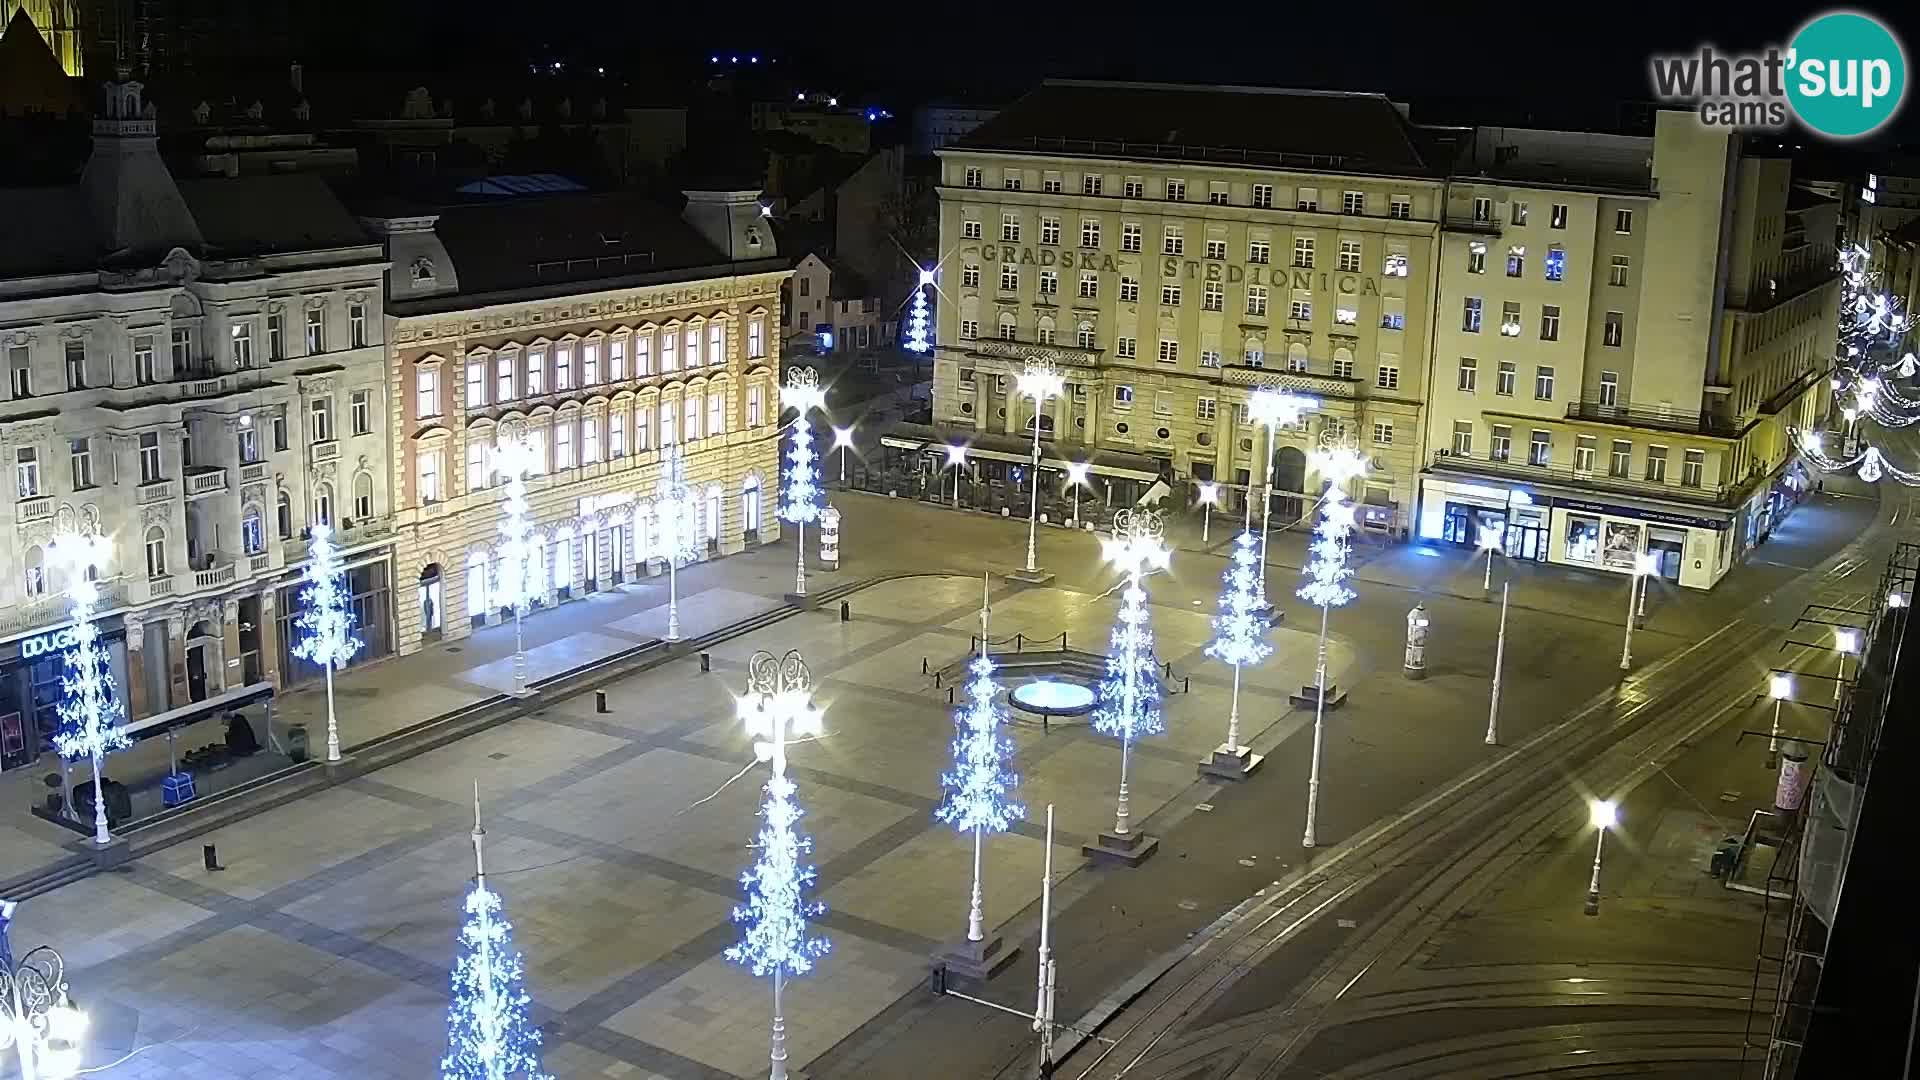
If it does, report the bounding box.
[1565,516,1600,563]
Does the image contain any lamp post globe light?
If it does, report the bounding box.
[1767,672,1794,768]
[1246,389,1321,605]
[48,526,128,847]
[1584,799,1618,916]
[831,425,855,487]
[1299,436,1367,849]
[1015,361,1066,578]
[0,902,88,1080]
[1476,524,1502,595]
[1065,461,1091,528]
[1087,509,1171,865]
[492,424,541,696]
[1197,482,1219,546]
[780,367,827,599]
[1617,552,1660,671]
[945,444,968,508]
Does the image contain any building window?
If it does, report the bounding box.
[1496,360,1516,396]
[1683,449,1705,487]
[1248,240,1270,264]
[5,347,30,399]
[466,358,487,407]
[1122,223,1142,252]
[1501,301,1522,337]
[1467,242,1486,274]
[636,407,652,449]
[466,440,487,491]
[997,314,1018,341]
[1163,225,1183,256]
[238,425,258,464]
[14,447,39,499]
[497,352,516,401]
[310,396,333,442]
[1040,270,1059,296]
[1003,173,1022,191]
[1390,194,1412,219]
[1614,209,1633,234]
[1490,424,1512,462]
[1342,191,1365,215]
[1165,178,1185,201]
[1289,297,1313,321]
[276,490,292,538]
[661,331,680,372]
[963,220,983,240]
[1044,175,1063,194]
[1200,348,1221,368]
[1565,515,1600,562]
[1078,323,1097,349]
[1609,256,1630,287]
[964,167,982,188]
[145,526,167,578]
[1205,239,1226,261]
[582,341,601,384]
[1510,201,1529,225]
[1207,183,1229,205]
[267,313,285,360]
[1575,435,1596,473]
[1338,240,1361,273]
[1246,286,1268,316]
[272,411,288,451]
[170,327,192,370]
[962,264,981,288]
[1540,305,1561,341]
[1334,306,1357,326]
[1157,339,1179,364]
[224,323,255,370]
[1037,322,1055,345]
[416,365,440,418]
[1153,391,1173,417]
[1458,357,1478,392]
[1529,430,1551,466]
[68,436,92,490]
[313,482,334,526]
[610,410,627,457]
[305,308,324,354]
[1372,421,1393,445]
[61,340,86,390]
[1041,216,1061,245]
[419,448,443,502]
[1473,196,1492,222]
[1507,245,1525,277]
[1197,397,1217,420]
[1603,311,1624,347]
[1376,363,1400,390]
[1296,187,1319,212]
[354,473,373,518]
[1462,297,1483,333]
[1451,421,1473,456]
[1293,236,1314,268]
[1082,174,1102,195]
[352,389,372,435]
[748,318,766,359]
[1116,336,1136,359]
[635,334,653,375]
[960,320,978,340]
[556,344,574,390]
[242,506,265,555]
[1609,439,1631,478]
[1550,203,1568,229]
[1002,213,1020,242]
[1535,365,1555,400]
[139,432,162,483]
[1079,271,1099,298]
[134,335,157,384]
[1544,247,1566,282]
[1124,177,1144,198]
[1252,184,1273,208]
[1244,340,1265,367]
[1113,384,1134,407]
[1384,245,1409,277]
[1333,352,1354,378]
[1120,277,1140,303]
[1000,265,1019,292]
[1645,445,1668,482]
[1288,347,1309,373]
[1081,219,1101,248]
[1203,281,1223,311]
[1161,283,1182,307]
[684,326,701,369]
[1599,370,1619,407]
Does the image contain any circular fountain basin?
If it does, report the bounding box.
[1010,678,1097,718]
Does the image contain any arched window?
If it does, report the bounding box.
[997,312,1018,341]
[553,529,574,590]
[241,504,266,555]
[1333,345,1354,379]
[1245,337,1265,368]
[631,502,652,561]
[144,526,167,578]
[465,548,490,618]
[352,471,374,521]
[22,545,45,597]
[276,489,292,538]
[1036,315,1056,345]
[313,482,334,527]
[741,474,762,533]
[705,484,723,543]
[1287,341,1309,372]
[1077,321,1096,350]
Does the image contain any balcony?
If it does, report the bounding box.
[248,553,272,575]
[1221,363,1358,399]
[16,494,53,524]
[148,576,175,598]
[1565,400,1744,438]
[184,466,229,498]
[309,440,340,464]
[1429,449,1737,507]
[193,561,237,590]
[1443,212,1502,235]
[137,480,174,504]
[965,338,1103,368]
[280,517,396,565]
[240,462,269,484]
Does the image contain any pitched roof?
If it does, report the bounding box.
[0,187,93,276]
[178,174,371,256]
[955,80,1444,177]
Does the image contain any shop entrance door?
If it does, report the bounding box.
[1647,527,1687,581]
[1,711,29,771]
[1504,521,1546,562]
[186,644,209,702]
[608,526,626,584]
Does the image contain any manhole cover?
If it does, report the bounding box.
[488,752,509,760]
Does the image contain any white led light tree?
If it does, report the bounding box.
[1298,437,1367,849]
[1202,530,1272,778]
[935,576,1024,973]
[780,368,826,598]
[1089,509,1170,864]
[1246,388,1320,604]
[49,529,127,848]
[292,522,363,763]
[904,267,934,354]
[727,649,829,1080]
[492,427,540,696]
[653,443,701,641]
[442,784,548,1080]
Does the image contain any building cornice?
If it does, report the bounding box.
[386,258,792,323]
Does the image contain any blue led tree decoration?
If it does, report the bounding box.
[442,784,548,1080]
[291,523,362,763]
[904,267,934,354]
[1297,437,1368,849]
[653,443,701,641]
[1202,531,1273,777]
[936,575,1024,952]
[727,650,829,1080]
[50,527,127,847]
[1092,509,1170,850]
[780,367,826,598]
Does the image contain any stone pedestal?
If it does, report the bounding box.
[1199,743,1264,781]
[1288,684,1348,711]
[1006,567,1055,586]
[79,835,132,869]
[933,932,1019,983]
[1082,829,1159,867]
[1252,603,1281,625]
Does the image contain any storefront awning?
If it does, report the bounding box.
[122,681,275,743]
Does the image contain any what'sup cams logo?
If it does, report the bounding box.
[1650,10,1908,139]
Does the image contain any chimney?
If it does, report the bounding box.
[682,189,774,262]
[289,61,304,94]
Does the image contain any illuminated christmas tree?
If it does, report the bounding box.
[291,524,362,762]
[442,787,548,1080]
[50,531,128,847]
[935,577,1023,943]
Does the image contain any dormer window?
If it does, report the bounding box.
[410,257,436,285]
[746,227,762,248]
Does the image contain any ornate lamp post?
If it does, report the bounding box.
[1065,461,1090,527]
[781,368,827,598]
[1584,799,1618,916]
[831,426,855,486]
[492,423,540,696]
[1299,435,1367,849]
[0,902,87,1080]
[1618,552,1659,671]
[1015,361,1065,577]
[945,444,967,508]
[1246,389,1320,603]
[654,444,701,642]
[1196,482,1219,546]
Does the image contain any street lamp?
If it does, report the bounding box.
[1584,799,1617,916]
[1767,672,1793,768]
[1096,510,1171,844]
[781,368,827,598]
[1246,389,1320,604]
[1065,461,1090,528]
[1618,552,1659,671]
[831,426,855,486]
[1016,361,1066,575]
[654,443,701,642]
[1889,591,1909,609]
[1835,627,1860,704]
[1197,482,1219,546]
[1476,523,1502,595]
[1300,437,1367,849]
[492,427,541,693]
[0,902,87,1080]
[945,444,967,508]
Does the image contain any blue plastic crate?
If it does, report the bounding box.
[162,771,196,807]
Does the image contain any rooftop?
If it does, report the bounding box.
[952,80,1445,177]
